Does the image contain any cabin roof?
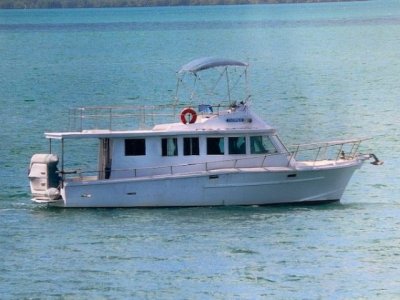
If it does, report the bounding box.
[44,127,276,140]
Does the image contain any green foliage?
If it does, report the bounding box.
[0,0,358,9]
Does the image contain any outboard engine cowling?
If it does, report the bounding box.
[28,154,61,201]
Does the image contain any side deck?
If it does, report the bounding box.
[63,141,368,184]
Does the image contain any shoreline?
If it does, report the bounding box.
[0,0,367,10]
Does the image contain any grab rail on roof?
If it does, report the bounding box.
[67,104,229,131]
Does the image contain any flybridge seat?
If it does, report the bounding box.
[198,104,213,114]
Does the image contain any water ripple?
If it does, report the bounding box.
[1,16,400,32]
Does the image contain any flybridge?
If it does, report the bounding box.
[61,58,252,133]
[64,103,260,134]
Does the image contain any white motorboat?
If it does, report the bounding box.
[28,57,382,207]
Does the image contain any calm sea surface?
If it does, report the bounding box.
[1,1,400,298]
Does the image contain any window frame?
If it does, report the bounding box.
[228,136,247,155]
[183,137,200,156]
[124,138,146,156]
[161,137,178,157]
[206,137,225,155]
[250,135,278,155]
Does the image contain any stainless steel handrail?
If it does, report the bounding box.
[287,138,369,166]
[62,138,368,182]
[64,152,286,181]
[67,103,231,132]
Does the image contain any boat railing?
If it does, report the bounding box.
[62,138,369,182]
[63,152,287,182]
[288,138,369,167]
[68,105,176,131]
[67,103,229,131]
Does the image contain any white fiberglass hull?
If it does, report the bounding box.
[49,161,363,208]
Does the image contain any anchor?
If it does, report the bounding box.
[369,153,383,165]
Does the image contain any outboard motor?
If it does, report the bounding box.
[28,154,61,201]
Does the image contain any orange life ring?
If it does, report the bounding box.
[180,108,197,124]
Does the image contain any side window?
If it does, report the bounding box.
[162,138,178,156]
[250,136,277,154]
[125,139,146,156]
[228,136,246,155]
[207,137,224,155]
[184,137,199,156]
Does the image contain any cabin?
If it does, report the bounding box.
[44,104,291,183]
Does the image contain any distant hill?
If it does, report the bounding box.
[0,0,364,9]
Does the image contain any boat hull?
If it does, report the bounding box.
[49,162,362,208]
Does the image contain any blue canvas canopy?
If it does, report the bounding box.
[178,57,248,74]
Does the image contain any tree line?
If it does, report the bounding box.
[0,0,360,9]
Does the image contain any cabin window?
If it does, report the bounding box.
[162,138,178,156]
[125,139,146,156]
[250,136,277,154]
[207,137,224,155]
[228,136,246,155]
[184,137,199,156]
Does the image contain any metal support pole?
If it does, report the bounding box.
[336,143,344,161]
[226,67,231,104]
[314,146,321,167]
[61,138,64,188]
[352,141,362,159]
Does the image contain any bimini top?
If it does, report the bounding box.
[178,57,248,74]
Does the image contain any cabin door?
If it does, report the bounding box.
[99,138,112,179]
